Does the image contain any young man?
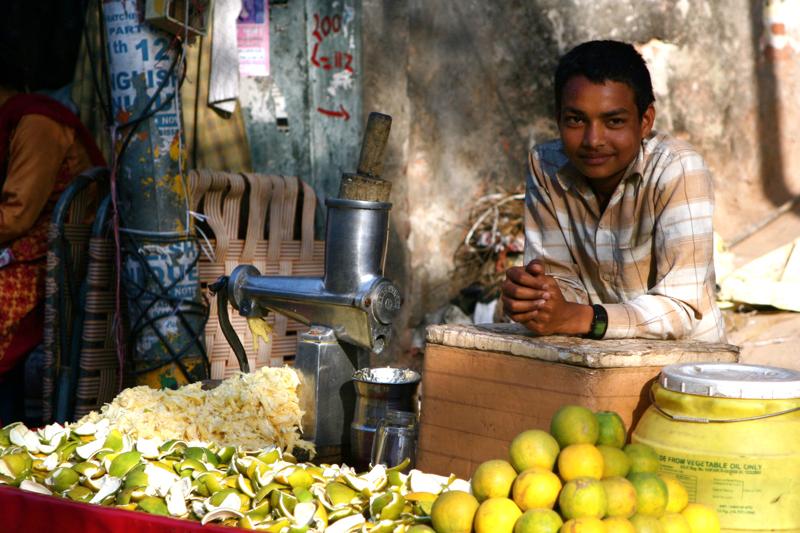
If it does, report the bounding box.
[502,40,726,342]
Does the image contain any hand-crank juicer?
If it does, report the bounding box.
[211,113,400,459]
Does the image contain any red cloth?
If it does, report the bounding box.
[0,93,105,180]
[0,306,42,375]
[0,486,249,533]
[0,93,106,366]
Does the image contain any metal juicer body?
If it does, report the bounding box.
[226,197,401,455]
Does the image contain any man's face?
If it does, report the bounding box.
[558,75,654,184]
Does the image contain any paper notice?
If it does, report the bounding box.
[237,0,270,77]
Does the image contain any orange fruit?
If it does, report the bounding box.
[629,514,665,532]
[604,517,636,533]
[627,473,668,517]
[509,429,561,472]
[512,467,562,510]
[659,512,691,533]
[595,411,627,448]
[681,503,720,533]
[558,477,607,520]
[551,405,599,448]
[624,444,660,475]
[558,444,604,481]
[430,490,480,533]
[601,476,637,518]
[598,445,631,478]
[471,460,518,502]
[514,509,563,533]
[473,497,522,533]
[659,474,688,513]
[560,517,606,533]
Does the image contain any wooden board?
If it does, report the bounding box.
[417,325,740,480]
[426,323,740,368]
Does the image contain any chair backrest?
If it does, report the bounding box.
[189,170,324,379]
[42,169,324,421]
[70,194,121,420]
[42,166,108,423]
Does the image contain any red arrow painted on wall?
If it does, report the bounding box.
[317,105,350,121]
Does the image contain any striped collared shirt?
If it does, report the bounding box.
[523,132,726,342]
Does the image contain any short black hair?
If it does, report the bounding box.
[554,40,655,118]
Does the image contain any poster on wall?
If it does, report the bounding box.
[237,0,270,77]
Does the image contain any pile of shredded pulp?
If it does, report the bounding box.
[77,366,313,453]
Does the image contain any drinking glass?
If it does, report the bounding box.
[370,409,417,472]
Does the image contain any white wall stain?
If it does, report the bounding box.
[546,9,567,55]
[639,39,678,98]
[763,0,800,52]
[638,39,679,134]
[343,4,355,40]
[677,0,690,18]
[327,70,354,97]
[239,77,279,123]
[272,84,288,121]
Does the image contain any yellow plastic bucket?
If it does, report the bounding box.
[632,363,800,532]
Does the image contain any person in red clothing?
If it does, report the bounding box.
[0,66,105,424]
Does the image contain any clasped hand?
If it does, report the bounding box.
[501,260,590,336]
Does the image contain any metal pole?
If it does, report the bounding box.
[103,0,207,388]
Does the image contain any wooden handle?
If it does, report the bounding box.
[339,112,393,202]
[338,173,393,203]
[357,112,392,177]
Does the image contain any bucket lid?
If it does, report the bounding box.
[660,363,800,399]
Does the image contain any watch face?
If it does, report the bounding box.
[590,305,608,339]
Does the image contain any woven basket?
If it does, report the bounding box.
[189,170,324,379]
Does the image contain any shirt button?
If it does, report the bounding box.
[601,272,613,282]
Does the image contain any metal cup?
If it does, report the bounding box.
[351,367,420,470]
[370,409,417,472]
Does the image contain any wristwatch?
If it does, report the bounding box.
[586,304,608,340]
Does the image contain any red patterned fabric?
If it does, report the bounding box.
[0,486,247,533]
[0,305,42,376]
[0,94,105,365]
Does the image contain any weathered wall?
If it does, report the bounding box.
[361,0,800,354]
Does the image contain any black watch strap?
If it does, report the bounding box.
[586,304,608,340]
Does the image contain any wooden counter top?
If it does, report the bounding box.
[426,323,740,368]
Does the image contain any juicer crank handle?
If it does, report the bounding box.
[339,113,393,201]
[209,276,251,373]
[357,112,392,178]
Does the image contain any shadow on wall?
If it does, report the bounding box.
[751,1,784,208]
[401,1,558,324]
